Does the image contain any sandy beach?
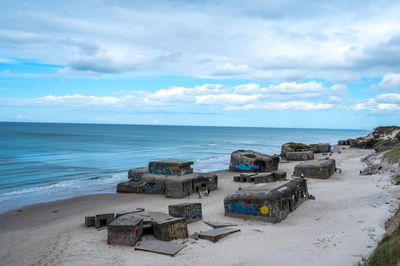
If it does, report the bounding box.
[0,147,399,266]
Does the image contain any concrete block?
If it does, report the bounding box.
[107,217,143,246]
[293,159,336,179]
[224,179,309,223]
[229,150,279,172]
[272,170,287,179]
[95,213,115,228]
[85,216,95,227]
[148,160,193,175]
[253,173,274,184]
[168,203,202,223]
[153,217,189,241]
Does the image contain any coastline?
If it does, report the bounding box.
[1,147,399,265]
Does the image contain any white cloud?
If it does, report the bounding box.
[2,1,400,80]
[369,73,400,92]
[351,93,400,113]
[211,63,249,76]
[225,102,333,111]
[0,80,343,112]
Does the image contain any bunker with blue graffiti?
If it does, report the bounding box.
[229,150,279,173]
[224,178,309,223]
[117,160,218,198]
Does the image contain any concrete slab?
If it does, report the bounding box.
[203,221,237,229]
[135,240,186,257]
[198,228,240,242]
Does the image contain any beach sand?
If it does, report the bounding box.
[1,147,399,266]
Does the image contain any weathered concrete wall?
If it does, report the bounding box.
[117,178,166,194]
[165,178,193,198]
[148,160,193,175]
[285,151,314,161]
[229,150,279,172]
[293,159,336,179]
[85,216,95,227]
[281,142,312,160]
[310,143,331,153]
[95,213,115,228]
[224,179,309,223]
[168,203,202,223]
[193,173,218,192]
[152,218,189,241]
[338,139,355,145]
[128,167,147,180]
[107,217,143,246]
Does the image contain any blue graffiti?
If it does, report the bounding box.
[233,164,260,171]
[226,202,258,215]
[144,182,158,192]
[149,164,172,175]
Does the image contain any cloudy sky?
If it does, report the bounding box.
[1,0,400,129]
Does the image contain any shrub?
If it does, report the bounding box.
[384,144,400,163]
[287,142,311,150]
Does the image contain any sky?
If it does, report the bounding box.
[1,1,400,129]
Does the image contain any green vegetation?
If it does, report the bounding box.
[359,207,400,266]
[373,126,400,138]
[287,142,310,150]
[366,138,381,148]
[384,144,400,163]
[244,154,256,158]
[396,132,400,141]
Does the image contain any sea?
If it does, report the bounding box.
[0,122,369,214]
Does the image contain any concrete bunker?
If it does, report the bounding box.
[293,159,336,179]
[117,161,218,198]
[229,150,279,172]
[224,178,309,223]
[281,142,313,160]
[310,143,331,153]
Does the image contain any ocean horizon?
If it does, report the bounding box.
[0,122,369,213]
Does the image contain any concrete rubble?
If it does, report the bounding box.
[233,171,287,183]
[135,240,187,257]
[117,160,218,198]
[168,203,202,223]
[229,150,279,172]
[224,179,309,223]
[293,159,336,179]
[198,227,241,242]
[203,221,237,229]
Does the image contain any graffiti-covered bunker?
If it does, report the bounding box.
[117,160,218,198]
[229,150,279,172]
[224,178,309,223]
